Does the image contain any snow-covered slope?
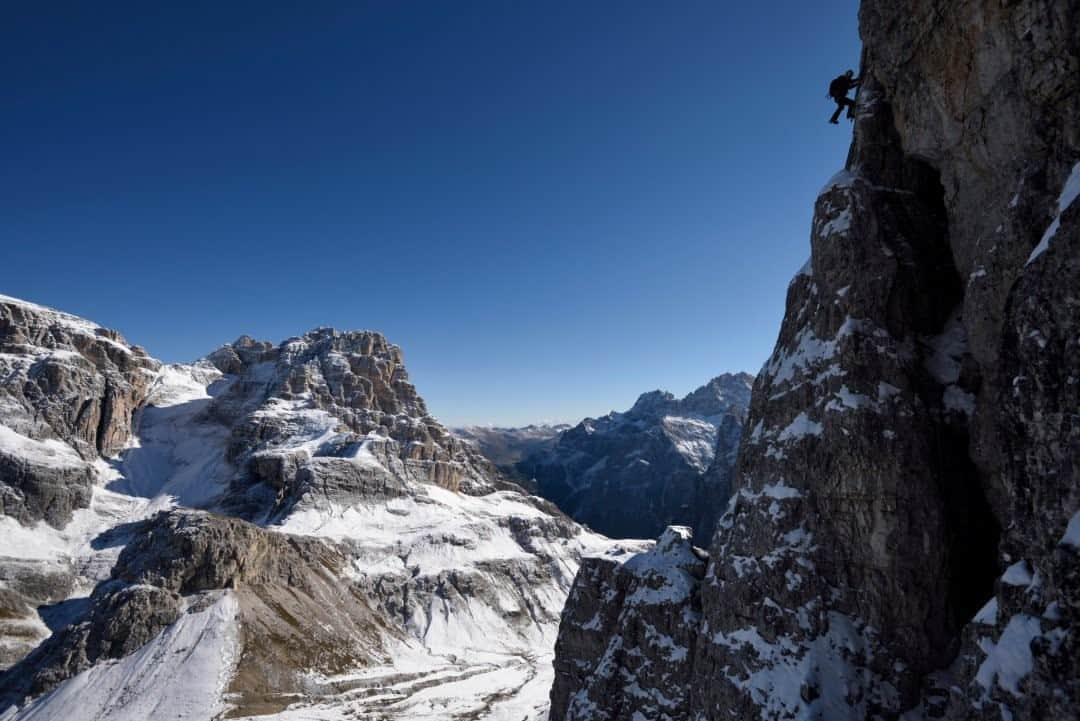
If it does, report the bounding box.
[522,374,752,544]
[0,295,633,720]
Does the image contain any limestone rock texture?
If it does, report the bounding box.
[0,295,159,527]
[525,374,753,544]
[0,510,403,712]
[206,327,511,517]
[549,1,1079,720]
[0,295,160,670]
[0,296,619,720]
[549,527,705,721]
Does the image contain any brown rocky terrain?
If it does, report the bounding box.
[0,510,406,716]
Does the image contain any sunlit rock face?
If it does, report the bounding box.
[205,327,510,512]
[550,1,1079,719]
[0,300,625,721]
[0,296,162,669]
[0,295,160,527]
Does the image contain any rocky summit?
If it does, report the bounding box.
[0,294,637,720]
[521,373,752,545]
[550,1,1078,720]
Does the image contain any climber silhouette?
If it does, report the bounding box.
[828,69,860,124]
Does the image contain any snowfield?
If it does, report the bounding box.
[0,312,627,721]
[11,593,240,721]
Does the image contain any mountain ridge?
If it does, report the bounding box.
[0,292,635,720]
[520,372,752,544]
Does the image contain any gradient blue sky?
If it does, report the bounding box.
[2,1,860,426]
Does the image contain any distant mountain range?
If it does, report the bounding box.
[451,424,570,485]
[457,374,753,544]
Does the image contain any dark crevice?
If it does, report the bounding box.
[900,159,1001,665]
[94,383,115,456]
[937,421,1001,635]
[883,158,963,339]
[903,159,961,334]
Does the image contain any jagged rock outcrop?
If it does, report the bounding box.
[0,295,161,671]
[0,295,159,527]
[550,1,1079,719]
[550,527,706,721]
[1,582,185,701]
[204,328,511,519]
[524,374,752,544]
[0,509,402,711]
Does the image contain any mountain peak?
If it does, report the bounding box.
[524,371,753,543]
[628,389,678,415]
[627,372,754,421]
[1,297,620,718]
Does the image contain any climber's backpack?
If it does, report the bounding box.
[828,76,847,99]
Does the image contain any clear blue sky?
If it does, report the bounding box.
[2,1,860,426]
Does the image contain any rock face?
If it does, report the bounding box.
[549,527,706,721]
[0,295,161,670]
[0,298,619,720]
[0,295,159,527]
[549,1,1079,720]
[524,374,752,544]
[205,328,511,520]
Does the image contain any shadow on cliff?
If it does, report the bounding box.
[103,377,234,509]
[899,157,1002,642]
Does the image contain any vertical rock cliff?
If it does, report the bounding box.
[549,1,1078,719]
[549,527,707,720]
[0,296,160,668]
[0,296,159,527]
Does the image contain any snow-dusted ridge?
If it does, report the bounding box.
[0,294,627,720]
[522,373,753,544]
